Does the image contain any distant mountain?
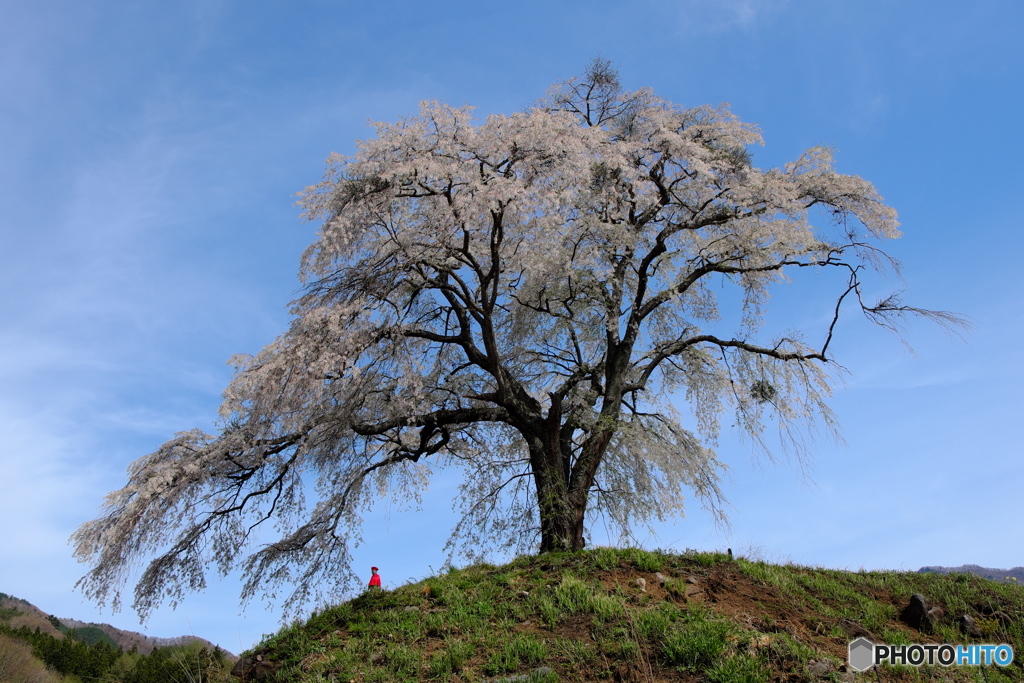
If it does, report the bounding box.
[0,591,234,658]
[0,593,63,638]
[917,564,1024,583]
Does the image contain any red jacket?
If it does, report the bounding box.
[368,574,381,588]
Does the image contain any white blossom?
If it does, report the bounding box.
[72,60,960,620]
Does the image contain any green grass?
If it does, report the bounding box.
[245,547,1024,682]
[482,635,548,675]
[661,617,734,670]
[706,653,768,683]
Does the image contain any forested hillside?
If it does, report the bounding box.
[0,592,233,682]
[0,593,225,655]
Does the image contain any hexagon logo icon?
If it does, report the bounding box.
[848,637,875,672]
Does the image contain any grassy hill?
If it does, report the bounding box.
[242,548,1023,682]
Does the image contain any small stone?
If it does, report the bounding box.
[635,577,646,591]
[403,606,419,612]
[230,654,282,681]
[684,584,705,602]
[484,665,554,683]
[958,614,981,638]
[806,660,833,675]
[900,593,930,631]
[655,572,669,586]
[519,590,530,597]
[686,575,700,584]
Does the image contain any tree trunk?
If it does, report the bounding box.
[537,482,586,552]
[530,433,613,553]
[529,431,586,552]
[528,394,617,553]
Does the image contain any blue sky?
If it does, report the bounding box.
[1,0,1022,653]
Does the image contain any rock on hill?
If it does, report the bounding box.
[0,591,233,657]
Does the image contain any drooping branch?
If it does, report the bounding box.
[351,404,511,437]
[74,61,961,621]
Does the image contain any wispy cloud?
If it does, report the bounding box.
[656,0,793,34]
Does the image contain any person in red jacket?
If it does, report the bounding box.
[368,566,381,589]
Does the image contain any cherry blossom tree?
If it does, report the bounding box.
[73,60,959,617]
